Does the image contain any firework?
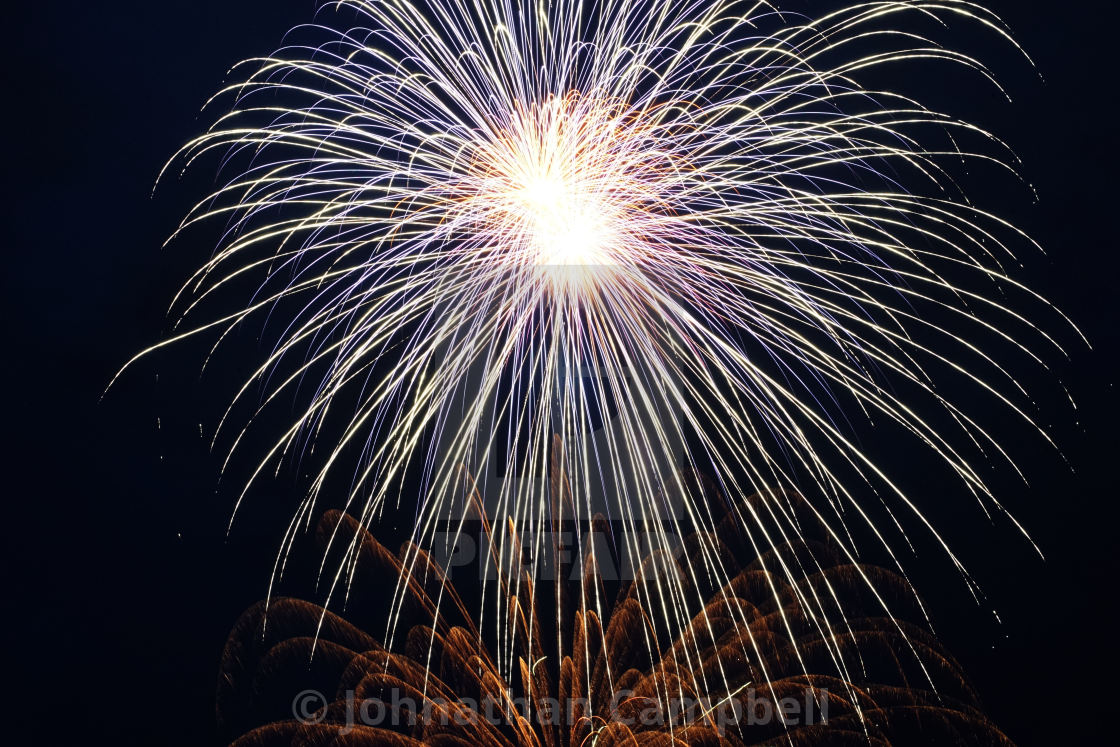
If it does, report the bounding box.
[217,481,1013,745]
[119,0,1073,700]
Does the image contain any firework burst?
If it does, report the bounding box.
[118,0,1074,701]
[217,479,1014,745]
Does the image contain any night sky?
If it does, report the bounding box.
[6,2,1118,745]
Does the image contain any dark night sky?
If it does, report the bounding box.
[5,2,1118,745]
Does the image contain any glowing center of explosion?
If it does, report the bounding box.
[519,173,615,268]
[466,94,649,293]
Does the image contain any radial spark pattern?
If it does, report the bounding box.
[217,479,1014,746]
[122,0,1072,693]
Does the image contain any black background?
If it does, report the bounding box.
[5,1,1118,744]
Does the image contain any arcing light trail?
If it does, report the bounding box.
[117,0,1077,706]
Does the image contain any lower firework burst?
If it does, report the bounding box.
[217,464,1013,745]
[118,0,1076,700]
